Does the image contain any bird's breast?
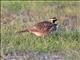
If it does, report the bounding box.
[31,32,47,36]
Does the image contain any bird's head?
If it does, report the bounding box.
[49,17,57,23]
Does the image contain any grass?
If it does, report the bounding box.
[1,27,80,53]
[1,1,80,59]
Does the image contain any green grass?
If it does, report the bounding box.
[1,26,80,53]
[1,23,80,56]
[1,1,80,59]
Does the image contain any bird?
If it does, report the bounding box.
[17,17,58,37]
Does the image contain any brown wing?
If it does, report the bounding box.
[29,21,53,33]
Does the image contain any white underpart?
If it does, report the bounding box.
[56,25,59,30]
[32,32,42,36]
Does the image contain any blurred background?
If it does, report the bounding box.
[1,1,80,60]
[1,1,80,30]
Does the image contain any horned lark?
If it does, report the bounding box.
[17,17,58,37]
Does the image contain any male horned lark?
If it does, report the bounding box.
[17,17,58,37]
